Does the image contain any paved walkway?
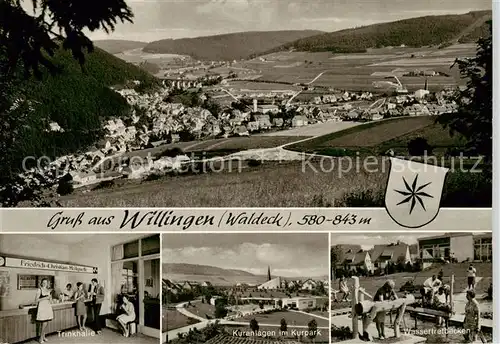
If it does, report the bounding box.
[168,300,329,339]
[289,310,329,321]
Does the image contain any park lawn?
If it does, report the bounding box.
[310,310,329,318]
[164,309,198,331]
[235,310,329,328]
[187,302,216,319]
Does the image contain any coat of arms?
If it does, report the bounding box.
[385,158,449,228]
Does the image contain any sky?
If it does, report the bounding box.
[162,233,329,278]
[87,0,492,42]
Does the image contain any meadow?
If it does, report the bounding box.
[164,308,199,331]
[61,159,388,207]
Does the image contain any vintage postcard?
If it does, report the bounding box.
[0,0,492,212]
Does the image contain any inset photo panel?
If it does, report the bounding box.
[0,233,161,344]
[330,232,493,343]
[162,233,329,343]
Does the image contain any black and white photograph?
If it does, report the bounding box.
[163,233,329,343]
[0,234,161,343]
[330,232,493,343]
[0,0,493,209]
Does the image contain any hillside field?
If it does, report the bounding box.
[233,44,476,92]
[288,116,466,156]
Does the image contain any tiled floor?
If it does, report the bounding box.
[24,328,159,344]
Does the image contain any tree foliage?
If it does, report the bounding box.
[249,318,259,332]
[436,20,492,161]
[0,0,158,206]
[330,246,345,280]
[0,0,133,77]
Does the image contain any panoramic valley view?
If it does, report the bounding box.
[0,0,492,207]
[162,233,329,343]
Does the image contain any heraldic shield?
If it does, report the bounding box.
[385,157,449,228]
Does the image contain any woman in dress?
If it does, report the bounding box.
[74,282,88,331]
[463,289,480,342]
[116,295,136,337]
[35,278,54,343]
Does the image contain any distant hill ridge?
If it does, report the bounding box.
[164,263,258,277]
[163,263,328,280]
[93,40,148,54]
[142,30,323,61]
[266,10,492,54]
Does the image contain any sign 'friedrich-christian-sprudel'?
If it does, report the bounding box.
[1,257,97,274]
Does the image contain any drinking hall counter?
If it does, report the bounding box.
[0,300,94,343]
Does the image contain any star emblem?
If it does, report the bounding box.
[394,174,433,214]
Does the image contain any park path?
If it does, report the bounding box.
[175,300,207,322]
[168,300,329,339]
[449,277,493,328]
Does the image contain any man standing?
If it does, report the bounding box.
[467,264,477,290]
[362,280,398,340]
[90,278,105,334]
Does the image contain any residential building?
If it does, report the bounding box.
[369,242,412,270]
[254,114,272,129]
[300,279,317,291]
[291,115,308,127]
[258,105,279,114]
[273,118,284,127]
[334,245,373,273]
[281,297,316,310]
[247,121,259,132]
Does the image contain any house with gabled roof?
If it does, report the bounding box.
[369,241,412,270]
[333,244,373,273]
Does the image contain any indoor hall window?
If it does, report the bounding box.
[124,240,139,259]
[141,234,160,256]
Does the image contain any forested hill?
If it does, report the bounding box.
[10,47,158,166]
[268,10,492,54]
[93,39,148,54]
[142,30,323,61]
